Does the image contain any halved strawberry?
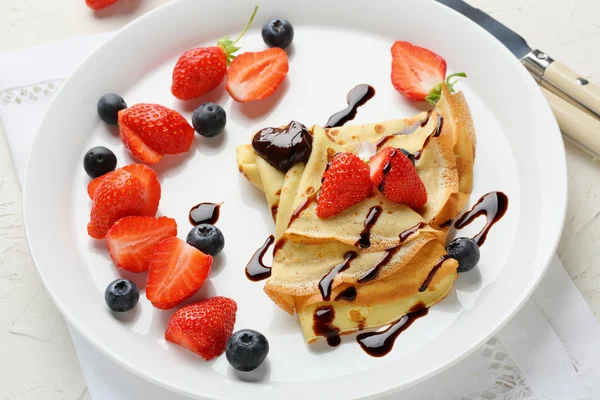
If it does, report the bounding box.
[121,164,161,216]
[106,216,177,272]
[87,172,112,199]
[87,169,144,239]
[165,297,237,360]
[226,48,289,103]
[146,237,213,309]
[316,153,373,219]
[119,115,163,164]
[369,148,427,209]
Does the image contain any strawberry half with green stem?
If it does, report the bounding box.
[369,147,427,209]
[171,6,259,100]
[391,41,466,105]
[316,152,373,219]
[165,297,237,360]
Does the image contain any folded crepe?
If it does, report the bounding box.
[236,85,475,343]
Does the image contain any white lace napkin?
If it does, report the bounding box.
[1,34,599,400]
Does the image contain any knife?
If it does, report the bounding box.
[437,0,600,157]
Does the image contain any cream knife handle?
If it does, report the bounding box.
[541,87,600,158]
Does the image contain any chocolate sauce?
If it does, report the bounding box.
[419,255,449,292]
[273,237,285,255]
[413,114,445,161]
[313,305,341,347]
[439,219,453,228]
[324,84,376,128]
[319,251,357,301]
[358,222,426,283]
[357,306,428,357]
[335,286,357,301]
[435,114,444,137]
[454,191,509,246]
[245,236,274,281]
[357,206,383,248]
[377,149,399,193]
[288,196,313,226]
[188,202,221,226]
[252,121,313,172]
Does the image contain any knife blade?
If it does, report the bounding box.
[436,0,600,157]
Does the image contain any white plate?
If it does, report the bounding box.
[22,0,567,398]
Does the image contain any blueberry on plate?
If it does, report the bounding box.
[192,103,226,138]
[105,279,139,312]
[97,93,127,125]
[186,224,225,256]
[261,19,294,49]
[226,329,269,372]
[400,148,416,166]
[447,237,480,273]
[83,146,117,178]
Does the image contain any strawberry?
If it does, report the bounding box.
[119,114,163,164]
[316,153,373,219]
[391,41,467,105]
[146,237,213,309]
[171,7,258,100]
[87,172,111,199]
[121,164,161,216]
[106,216,177,272]
[86,0,118,10]
[369,148,427,209]
[118,104,194,159]
[87,169,144,239]
[165,297,237,360]
[226,48,289,103]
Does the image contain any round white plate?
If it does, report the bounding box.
[22,0,567,398]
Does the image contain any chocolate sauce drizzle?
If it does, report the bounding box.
[324,84,376,128]
[419,255,449,292]
[335,286,357,301]
[313,305,341,347]
[319,251,357,301]
[245,236,274,281]
[439,219,453,228]
[189,202,221,226]
[288,196,313,226]
[454,192,509,246]
[356,206,383,249]
[252,121,313,172]
[357,305,428,357]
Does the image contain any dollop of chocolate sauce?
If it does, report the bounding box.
[252,121,313,172]
[335,286,357,301]
[313,305,341,347]
[245,236,274,281]
[454,192,509,246]
[188,202,221,226]
[324,84,376,128]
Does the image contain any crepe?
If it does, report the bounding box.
[236,85,475,343]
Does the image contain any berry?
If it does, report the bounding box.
[226,48,289,103]
[192,103,226,138]
[261,19,294,49]
[146,237,213,309]
[165,297,237,360]
[171,7,258,100]
[186,224,225,256]
[369,147,427,209]
[105,279,139,312]
[316,153,372,219]
[447,237,480,273]
[119,114,163,164]
[86,0,119,10]
[83,146,117,178]
[106,216,177,272]
[226,329,269,372]
[118,104,194,158]
[87,169,144,239]
[97,94,127,125]
[122,164,161,216]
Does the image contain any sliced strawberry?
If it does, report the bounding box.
[226,48,289,103]
[121,164,161,216]
[106,216,177,272]
[316,153,373,219]
[369,148,427,209]
[86,0,118,10]
[87,170,144,239]
[391,41,447,102]
[165,297,237,360]
[119,104,194,155]
[146,237,213,309]
[118,114,163,164]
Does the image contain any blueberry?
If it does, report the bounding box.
[400,148,416,166]
[261,19,294,49]
[226,329,269,372]
[97,93,127,125]
[447,237,480,273]
[83,146,117,178]
[186,224,224,256]
[105,279,139,312]
[192,103,226,138]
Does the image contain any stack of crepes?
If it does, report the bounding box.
[236,85,475,343]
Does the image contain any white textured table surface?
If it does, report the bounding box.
[0,0,599,398]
